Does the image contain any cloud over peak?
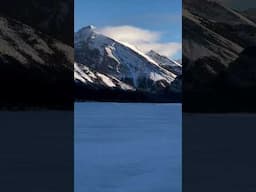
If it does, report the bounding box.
[97,25,181,58]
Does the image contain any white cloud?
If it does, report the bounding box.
[97,25,181,58]
[98,26,160,44]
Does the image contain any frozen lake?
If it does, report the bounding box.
[75,102,181,192]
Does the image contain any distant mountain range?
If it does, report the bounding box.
[75,26,182,102]
[183,0,256,112]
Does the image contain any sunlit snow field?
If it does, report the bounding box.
[75,102,181,192]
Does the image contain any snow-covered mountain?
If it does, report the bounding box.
[183,0,256,112]
[75,25,181,102]
[183,0,256,85]
[147,50,182,76]
[0,0,73,45]
[184,0,256,64]
[0,16,72,68]
[0,16,73,109]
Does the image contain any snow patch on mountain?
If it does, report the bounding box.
[75,62,135,91]
[97,73,116,88]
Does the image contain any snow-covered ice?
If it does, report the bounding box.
[75,103,181,192]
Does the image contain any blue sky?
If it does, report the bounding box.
[75,0,182,59]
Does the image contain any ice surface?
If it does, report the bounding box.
[75,103,181,192]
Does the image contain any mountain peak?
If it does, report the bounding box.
[87,25,96,30]
[148,50,157,55]
[75,25,97,42]
[77,25,96,33]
